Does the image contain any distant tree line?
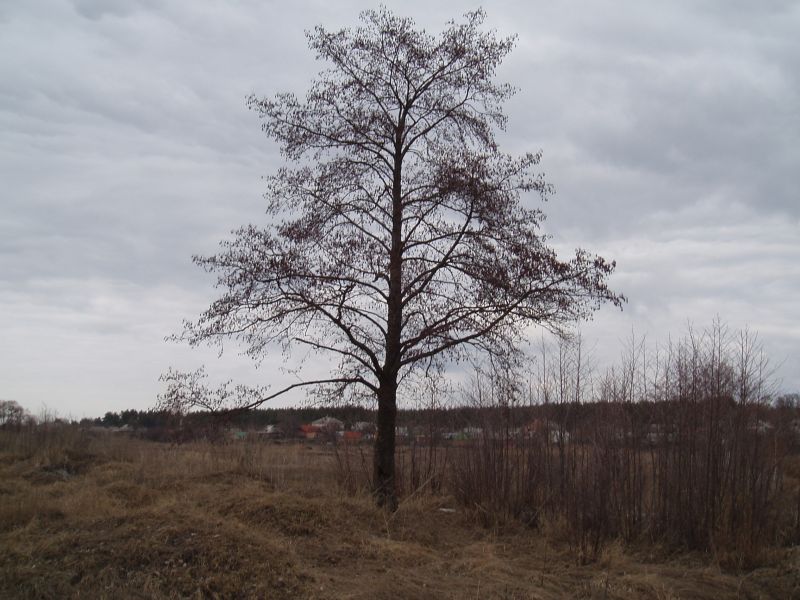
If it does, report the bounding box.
[0,400,33,428]
[77,393,800,440]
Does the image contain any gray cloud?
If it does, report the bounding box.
[1,0,798,416]
[70,0,163,21]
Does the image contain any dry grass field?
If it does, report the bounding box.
[1,428,798,599]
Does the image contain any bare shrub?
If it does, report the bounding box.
[448,322,792,565]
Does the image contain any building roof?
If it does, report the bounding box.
[312,416,344,428]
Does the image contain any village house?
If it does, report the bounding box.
[336,430,363,442]
[312,416,344,431]
[644,423,675,445]
[523,419,570,443]
[748,420,775,435]
[299,424,320,440]
[255,424,283,439]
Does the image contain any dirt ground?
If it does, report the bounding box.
[0,432,798,599]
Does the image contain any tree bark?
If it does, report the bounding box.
[372,121,405,510]
[373,377,398,510]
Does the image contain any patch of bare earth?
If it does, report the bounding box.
[0,436,797,599]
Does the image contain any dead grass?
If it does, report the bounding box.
[0,430,798,599]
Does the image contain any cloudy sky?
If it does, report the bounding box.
[1,0,798,418]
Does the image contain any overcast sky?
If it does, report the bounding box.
[2,0,798,418]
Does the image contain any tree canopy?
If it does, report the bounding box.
[165,8,623,506]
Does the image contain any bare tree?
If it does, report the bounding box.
[169,8,623,508]
[0,399,29,428]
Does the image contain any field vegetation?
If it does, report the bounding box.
[1,424,798,599]
[2,324,799,598]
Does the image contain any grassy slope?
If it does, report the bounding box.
[0,433,797,599]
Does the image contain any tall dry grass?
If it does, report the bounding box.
[6,428,795,599]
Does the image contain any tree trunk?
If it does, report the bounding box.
[374,378,398,510]
[372,122,404,510]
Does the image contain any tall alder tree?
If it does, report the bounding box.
[170,9,623,507]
